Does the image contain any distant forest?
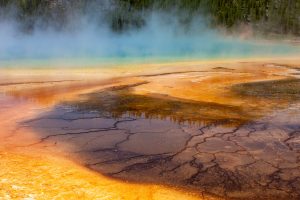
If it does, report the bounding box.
[0,0,299,35]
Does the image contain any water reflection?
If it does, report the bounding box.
[67,82,254,126]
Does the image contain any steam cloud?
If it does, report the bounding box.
[0,8,299,67]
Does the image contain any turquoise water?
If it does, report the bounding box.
[0,16,299,68]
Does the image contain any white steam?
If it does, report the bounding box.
[0,10,299,66]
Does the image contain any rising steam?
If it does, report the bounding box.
[0,7,299,67]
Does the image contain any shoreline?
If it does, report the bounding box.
[1,55,300,70]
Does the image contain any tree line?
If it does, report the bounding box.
[0,0,299,35]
